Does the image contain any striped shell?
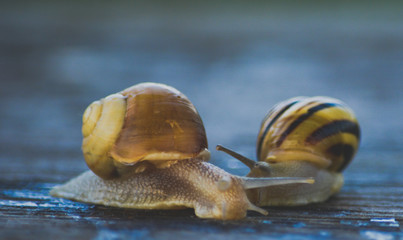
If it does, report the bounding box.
[82,82,210,179]
[257,96,360,172]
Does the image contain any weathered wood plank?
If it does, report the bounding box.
[1,164,402,239]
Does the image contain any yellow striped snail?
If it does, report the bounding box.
[217,96,360,206]
[50,83,313,220]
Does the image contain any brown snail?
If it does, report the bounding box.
[217,96,361,206]
[50,83,313,220]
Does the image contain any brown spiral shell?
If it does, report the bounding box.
[82,82,209,179]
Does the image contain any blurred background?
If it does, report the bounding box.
[1,0,402,179]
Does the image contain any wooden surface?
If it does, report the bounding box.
[1,1,402,239]
[1,153,402,240]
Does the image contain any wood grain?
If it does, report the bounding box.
[1,149,402,239]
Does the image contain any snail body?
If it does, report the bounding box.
[217,96,360,206]
[51,159,265,220]
[51,83,312,220]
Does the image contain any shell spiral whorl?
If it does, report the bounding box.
[82,93,127,179]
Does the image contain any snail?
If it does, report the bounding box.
[50,82,313,220]
[217,96,360,206]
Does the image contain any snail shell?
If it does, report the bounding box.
[217,96,360,206]
[257,96,360,172]
[82,82,209,179]
[51,83,314,220]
